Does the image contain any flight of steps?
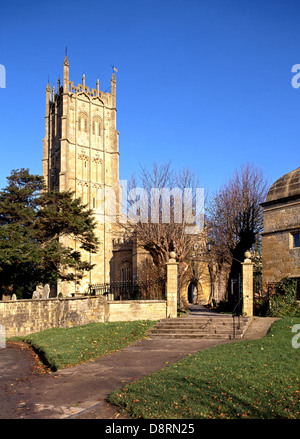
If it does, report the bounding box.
[148,315,252,340]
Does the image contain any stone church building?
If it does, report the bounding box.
[42,55,211,303]
[43,54,121,296]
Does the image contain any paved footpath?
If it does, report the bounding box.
[0,310,278,420]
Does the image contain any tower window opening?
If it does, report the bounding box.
[293,232,300,248]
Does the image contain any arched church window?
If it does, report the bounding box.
[78,112,88,134]
[120,260,132,282]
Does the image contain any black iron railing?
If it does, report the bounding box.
[232,274,243,339]
[87,278,166,301]
[232,295,243,339]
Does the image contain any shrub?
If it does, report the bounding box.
[267,278,300,317]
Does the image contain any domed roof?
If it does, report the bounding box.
[266,167,300,202]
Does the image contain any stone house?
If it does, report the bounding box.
[261,167,300,299]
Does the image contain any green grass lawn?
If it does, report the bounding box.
[108,317,300,419]
[11,320,156,370]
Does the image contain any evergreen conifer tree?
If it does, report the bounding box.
[0,169,99,299]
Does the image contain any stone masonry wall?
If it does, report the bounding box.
[263,200,300,234]
[107,301,166,322]
[0,297,167,338]
[0,296,107,338]
[262,198,300,285]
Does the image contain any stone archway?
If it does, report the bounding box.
[188,281,198,304]
[186,279,204,304]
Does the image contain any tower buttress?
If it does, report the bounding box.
[45,81,51,116]
[63,52,69,93]
[43,81,52,189]
[111,72,116,107]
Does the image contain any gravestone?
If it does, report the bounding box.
[0,324,5,349]
[42,284,50,299]
[32,291,39,299]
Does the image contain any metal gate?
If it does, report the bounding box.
[88,277,166,301]
[231,274,243,338]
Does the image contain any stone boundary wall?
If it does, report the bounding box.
[0,297,167,338]
[107,300,167,322]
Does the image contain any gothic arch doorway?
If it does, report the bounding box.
[188,281,198,304]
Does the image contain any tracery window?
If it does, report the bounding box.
[78,112,88,134]
[120,260,132,282]
[92,117,102,137]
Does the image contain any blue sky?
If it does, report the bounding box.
[0,0,299,196]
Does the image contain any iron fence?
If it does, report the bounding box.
[87,277,166,301]
[253,272,263,296]
[253,272,269,316]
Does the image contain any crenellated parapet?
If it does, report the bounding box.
[112,237,133,252]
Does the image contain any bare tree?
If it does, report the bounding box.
[120,161,205,281]
[206,163,269,302]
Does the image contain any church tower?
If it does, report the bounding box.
[42,54,120,295]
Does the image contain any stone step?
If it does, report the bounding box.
[152,328,247,335]
[149,332,241,340]
[148,315,251,340]
[158,316,249,321]
[150,329,245,337]
[153,320,249,329]
[154,321,246,328]
[156,317,249,324]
